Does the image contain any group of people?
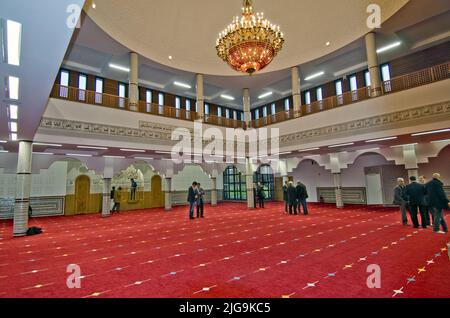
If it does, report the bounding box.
[394,173,449,234]
[187,182,206,219]
[110,186,122,213]
[283,181,309,215]
[253,182,266,208]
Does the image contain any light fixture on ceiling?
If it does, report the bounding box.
[168,55,173,60]
[365,136,397,143]
[362,147,381,152]
[33,142,62,147]
[174,81,191,89]
[8,105,18,120]
[155,151,174,154]
[0,150,8,153]
[92,3,96,9]
[377,41,401,54]
[304,71,325,81]
[298,147,320,152]
[277,151,292,155]
[109,63,130,72]
[9,121,18,133]
[103,155,126,159]
[120,148,146,153]
[221,94,235,101]
[328,142,354,148]
[216,0,284,75]
[66,153,93,157]
[6,20,22,66]
[77,145,108,150]
[7,76,19,100]
[33,152,54,155]
[11,133,17,141]
[0,140,7,143]
[325,41,330,47]
[411,129,450,136]
[258,91,273,99]
[431,139,450,144]
[134,157,154,160]
[390,143,418,148]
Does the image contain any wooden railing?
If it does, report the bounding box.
[50,62,449,128]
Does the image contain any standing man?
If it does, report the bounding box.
[404,176,426,228]
[257,182,266,208]
[393,178,408,225]
[112,187,122,213]
[110,186,116,213]
[296,181,309,215]
[419,175,432,226]
[253,183,258,209]
[197,183,205,218]
[130,178,137,201]
[282,181,288,213]
[287,181,297,215]
[187,182,198,220]
[425,173,449,234]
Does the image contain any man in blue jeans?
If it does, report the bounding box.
[187,182,198,220]
[425,173,449,234]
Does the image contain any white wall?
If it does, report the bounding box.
[172,165,224,192]
[419,145,450,185]
[291,159,334,202]
[341,154,391,187]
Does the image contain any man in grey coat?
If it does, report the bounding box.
[393,178,408,225]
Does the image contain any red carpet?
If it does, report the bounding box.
[0,202,449,298]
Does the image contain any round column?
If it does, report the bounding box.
[291,66,301,116]
[246,158,255,209]
[243,88,251,128]
[164,177,172,211]
[129,52,139,111]
[333,173,344,209]
[211,177,218,206]
[365,32,382,97]
[13,141,33,237]
[196,74,205,121]
[102,178,112,218]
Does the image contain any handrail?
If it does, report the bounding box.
[50,61,449,129]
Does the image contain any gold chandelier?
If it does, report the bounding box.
[216,0,284,75]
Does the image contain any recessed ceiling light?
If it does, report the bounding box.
[155,151,173,154]
[6,20,22,66]
[103,155,126,159]
[92,3,96,8]
[258,92,273,99]
[362,147,381,152]
[120,148,146,153]
[9,121,18,133]
[0,140,7,143]
[377,41,401,54]
[134,157,154,160]
[168,55,173,60]
[174,81,191,89]
[365,136,397,143]
[11,133,17,141]
[66,153,93,157]
[328,142,354,148]
[431,139,450,144]
[298,147,320,152]
[9,105,18,120]
[109,63,130,72]
[304,72,325,81]
[77,145,108,150]
[0,150,9,153]
[33,152,53,155]
[411,129,450,136]
[33,142,63,147]
[325,41,330,46]
[221,94,235,101]
[7,76,19,100]
[390,143,418,148]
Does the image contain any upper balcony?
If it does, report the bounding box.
[49,62,449,129]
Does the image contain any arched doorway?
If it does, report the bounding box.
[254,164,275,200]
[75,175,90,215]
[150,175,164,208]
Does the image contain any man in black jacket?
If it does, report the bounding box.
[256,182,265,208]
[404,176,426,228]
[393,178,408,225]
[425,173,449,234]
[282,181,288,213]
[187,182,198,220]
[287,182,297,215]
[296,181,309,215]
[419,175,432,226]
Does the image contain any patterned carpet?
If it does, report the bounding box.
[0,202,448,298]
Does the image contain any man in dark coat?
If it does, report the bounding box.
[256,182,265,208]
[287,182,297,215]
[296,181,309,215]
[196,183,205,218]
[425,173,449,234]
[282,181,288,213]
[404,176,426,228]
[187,182,198,220]
[419,175,432,226]
[393,177,408,225]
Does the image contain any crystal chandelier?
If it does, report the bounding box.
[216,0,284,75]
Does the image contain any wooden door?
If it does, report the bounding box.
[75,175,90,215]
[150,175,164,208]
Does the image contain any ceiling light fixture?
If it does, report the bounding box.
[365,136,397,143]
[221,94,235,101]
[11,133,17,141]
[103,155,126,159]
[33,143,62,147]
[120,148,146,153]
[9,105,18,120]
[77,145,108,150]
[377,41,401,54]
[390,143,418,148]
[298,147,320,152]
[92,3,96,9]
[134,157,154,160]
[33,152,54,155]
[258,92,273,99]
[0,150,9,153]
[0,140,7,144]
[6,20,22,66]
[216,0,284,75]
[328,142,354,148]
[304,71,325,81]
[168,55,173,60]
[411,129,450,136]
[66,153,93,157]
[431,139,450,144]
[155,151,173,154]
[7,76,19,100]
[9,121,18,133]
[109,63,130,72]
[325,41,330,46]
[173,81,191,89]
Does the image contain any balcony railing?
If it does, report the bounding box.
[50,61,449,129]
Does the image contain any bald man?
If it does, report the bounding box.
[425,173,449,234]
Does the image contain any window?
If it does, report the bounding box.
[158,93,164,114]
[185,99,191,119]
[225,108,230,119]
[223,166,247,201]
[255,109,260,120]
[262,106,268,117]
[271,103,276,115]
[78,74,87,101]
[381,64,392,92]
[175,97,181,117]
[205,103,210,115]
[249,111,252,121]
[146,90,152,112]
[241,112,244,121]
[335,80,343,105]
[364,71,371,87]
[95,77,103,103]
[304,91,311,104]
[233,110,238,120]
[217,106,222,117]
[316,87,323,101]
[284,98,290,111]
[349,75,358,91]
[253,164,275,200]
[59,70,69,97]
[118,83,126,108]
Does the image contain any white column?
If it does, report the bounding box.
[243,88,250,128]
[407,169,419,180]
[102,178,111,218]
[164,177,172,211]
[365,32,382,97]
[333,173,344,209]
[246,158,255,209]
[196,74,204,121]
[13,141,33,237]
[291,66,301,116]
[211,177,218,206]
[128,52,139,111]
[403,144,418,182]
